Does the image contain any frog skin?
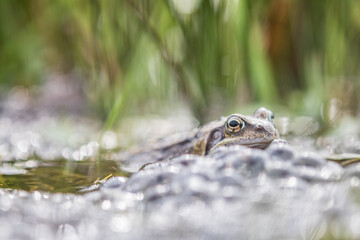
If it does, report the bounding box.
[119,108,280,172]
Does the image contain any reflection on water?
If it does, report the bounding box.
[0,159,128,193]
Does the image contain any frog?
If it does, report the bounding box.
[118,107,280,172]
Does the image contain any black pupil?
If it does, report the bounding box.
[229,120,240,128]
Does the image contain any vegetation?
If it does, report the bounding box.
[1,0,360,126]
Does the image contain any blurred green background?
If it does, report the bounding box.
[1,0,360,127]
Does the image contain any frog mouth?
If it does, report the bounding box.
[240,141,273,149]
[211,138,275,152]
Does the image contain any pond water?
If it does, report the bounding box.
[0,159,127,193]
[1,111,360,239]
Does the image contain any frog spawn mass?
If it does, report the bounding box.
[3,143,360,239]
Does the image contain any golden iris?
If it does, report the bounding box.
[226,116,245,133]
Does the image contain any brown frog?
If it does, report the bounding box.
[119,107,279,172]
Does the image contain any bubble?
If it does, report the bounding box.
[110,215,131,233]
[101,131,118,150]
[101,200,112,210]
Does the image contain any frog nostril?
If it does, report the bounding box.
[255,125,262,130]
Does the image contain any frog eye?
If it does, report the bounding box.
[268,113,274,123]
[226,116,245,134]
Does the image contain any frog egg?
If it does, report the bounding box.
[209,145,251,160]
[293,152,326,168]
[216,149,268,178]
[124,170,176,193]
[266,164,295,179]
[343,163,360,179]
[266,143,295,162]
[169,155,203,168]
